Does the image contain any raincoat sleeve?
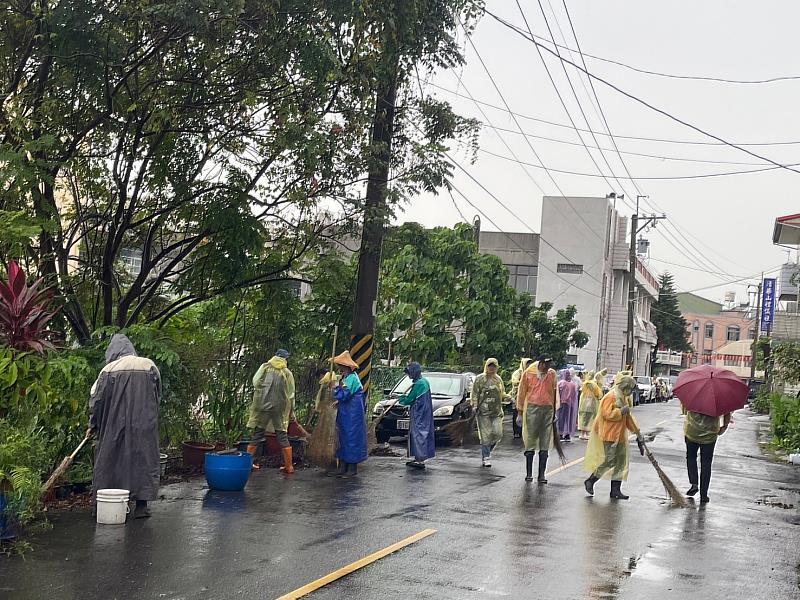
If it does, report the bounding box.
[602,396,624,422]
[516,373,528,411]
[470,375,485,409]
[552,370,561,412]
[398,380,426,407]
[333,374,358,403]
[89,369,110,432]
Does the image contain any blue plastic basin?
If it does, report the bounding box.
[204,452,252,491]
[0,492,18,540]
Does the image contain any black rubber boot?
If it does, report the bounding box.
[134,500,151,519]
[328,461,347,477]
[584,474,599,496]
[339,463,358,478]
[537,451,548,484]
[524,451,534,482]
[686,485,699,497]
[610,480,629,500]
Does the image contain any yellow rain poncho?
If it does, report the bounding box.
[517,361,560,452]
[510,358,532,405]
[584,375,638,480]
[578,370,602,431]
[247,356,296,432]
[471,358,507,446]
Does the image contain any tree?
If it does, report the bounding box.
[375,223,588,367]
[650,272,692,372]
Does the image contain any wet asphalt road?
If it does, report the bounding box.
[1,400,798,600]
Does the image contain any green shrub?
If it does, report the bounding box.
[753,389,772,414]
[770,394,800,453]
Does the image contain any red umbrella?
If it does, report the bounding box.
[673,364,748,417]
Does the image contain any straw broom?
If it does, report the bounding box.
[41,431,92,495]
[306,327,339,469]
[367,400,397,448]
[632,425,688,508]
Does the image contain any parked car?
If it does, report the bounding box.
[372,371,476,444]
[633,376,653,405]
[745,378,765,401]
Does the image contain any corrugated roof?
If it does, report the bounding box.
[677,292,722,315]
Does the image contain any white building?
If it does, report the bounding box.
[532,196,659,375]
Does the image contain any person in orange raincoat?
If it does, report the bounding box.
[582,373,644,500]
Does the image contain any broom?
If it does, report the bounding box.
[306,327,339,469]
[632,424,688,508]
[41,431,92,495]
[367,400,397,448]
[441,410,476,446]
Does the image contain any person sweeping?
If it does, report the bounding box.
[246,349,296,474]
[89,334,161,519]
[556,369,578,442]
[577,369,603,440]
[330,351,368,477]
[398,362,435,470]
[516,356,560,483]
[583,373,645,500]
[471,358,507,467]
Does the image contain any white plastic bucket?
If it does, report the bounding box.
[96,489,130,525]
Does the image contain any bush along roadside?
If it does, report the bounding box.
[770,394,800,455]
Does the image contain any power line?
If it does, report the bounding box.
[430,83,800,148]
[485,8,800,175]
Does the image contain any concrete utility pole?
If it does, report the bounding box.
[750,279,762,380]
[350,53,399,394]
[626,195,666,372]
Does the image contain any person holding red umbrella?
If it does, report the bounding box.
[673,364,749,504]
[683,406,732,503]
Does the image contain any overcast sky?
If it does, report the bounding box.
[398,1,800,305]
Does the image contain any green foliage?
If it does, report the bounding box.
[0,211,41,259]
[771,341,800,385]
[769,394,800,453]
[752,389,771,415]
[650,272,692,369]
[0,419,51,526]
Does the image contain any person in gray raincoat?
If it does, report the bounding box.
[89,334,161,519]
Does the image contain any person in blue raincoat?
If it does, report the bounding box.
[398,362,436,469]
[330,351,368,477]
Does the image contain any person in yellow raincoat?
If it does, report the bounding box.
[583,373,644,499]
[516,355,560,483]
[577,369,604,440]
[246,349,296,474]
[509,358,532,438]
[471,358,508,467]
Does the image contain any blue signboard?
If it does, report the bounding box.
[761,277,776,332]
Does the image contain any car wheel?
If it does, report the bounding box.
[376,431,391,444]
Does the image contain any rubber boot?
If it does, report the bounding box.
[280,447,295,474]
[327,461,347,477]
[584,474,599,496]
[524,451,534,482]
[610,480,629,500]
[339,462,358,478]
[134,500,151,519]
[537,450,548,484]
[246,444,261,470]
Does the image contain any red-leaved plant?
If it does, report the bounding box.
[0,261,59,353]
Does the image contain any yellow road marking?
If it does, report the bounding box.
[275,528,437,600]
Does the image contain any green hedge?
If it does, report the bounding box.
[770,394,800,453]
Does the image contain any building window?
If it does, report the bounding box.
[726,325,740,342]
[748,327,756,339]
[557,263,583,274]
[704,322,714,339]
[724,356,740,367]
[692,320,700,333]
[287,280,302,298]
[702,350,712,364]
[120,248,143,275]
[506,265,538,296]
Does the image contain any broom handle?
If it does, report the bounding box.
[71,432,92,459]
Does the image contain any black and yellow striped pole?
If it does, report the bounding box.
[350,334,374,395]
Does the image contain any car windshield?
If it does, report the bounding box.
[392,374,463,396]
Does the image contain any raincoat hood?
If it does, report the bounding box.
[268,355,288,370]
[586,370,596,380]
[405,362,422,381]
[519,358,532,372]
[105,334,137,364]
[616,375,636,395]
[595,369,607,386]
[561,369,572,381]
[484,358,500,375]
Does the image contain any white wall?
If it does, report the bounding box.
[537,196,613,370]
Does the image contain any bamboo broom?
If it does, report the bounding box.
[306,327,339,468]
[41,431,92,496]
[632,424,687,508]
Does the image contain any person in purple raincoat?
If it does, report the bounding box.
[397,362,436,469]
[556,369,578,442]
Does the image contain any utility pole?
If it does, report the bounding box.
[350,51,400,395]
[625,195,666,372]
[750,278,762,380]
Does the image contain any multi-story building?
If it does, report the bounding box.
[479,196,660,375]
[678,292,757,366]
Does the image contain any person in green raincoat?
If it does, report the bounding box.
[578,369,603,440]
[246,349,296,474]
[471,358,508,467]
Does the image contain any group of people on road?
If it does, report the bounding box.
[85,336,733,522]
